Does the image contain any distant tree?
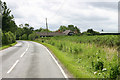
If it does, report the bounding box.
[59,26,68,32]
[82,29,100,35]
[57,25,81,34]
[28,32,39,40]
[101,29,104,32]
[41,28,51,32]
[16,28,24,40]
[74,26,80,33]
[30,27,34,31]
[68,25,75,31]
[35,28,43,32]
[16,24,34,40]
[21,34,27,40]
[25,23,29,27]
[19,24,23,28]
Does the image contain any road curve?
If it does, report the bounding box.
[0,41,66,78]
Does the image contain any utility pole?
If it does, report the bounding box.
[46,18,48,36]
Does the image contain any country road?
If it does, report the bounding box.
[0,41,67,78]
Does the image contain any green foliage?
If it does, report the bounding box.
[59,26,68,32]
[110,65,119,78]
[16,24,34,40]
[57,25,80,33]
[95,61,104,71]
[2,31,16,45]
[35,27,52,32]
[73,47,79,54]
[36,35,118,78]
[21,34,27,40]
[82,29,100,35]
[2,1,17,33]
[59,43,63,50]
[28,33,39,40]
[16,28,24,40]
[8,31,16,43]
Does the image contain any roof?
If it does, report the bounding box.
[63,30,73,35]
[36,32,66,36]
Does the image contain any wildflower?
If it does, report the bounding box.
[96,53,98,55]
[97,59,99,61]
[98,73,101,75]
[102,68,107,71]
[94,71,97,74]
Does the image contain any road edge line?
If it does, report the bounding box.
[45,46,68,78]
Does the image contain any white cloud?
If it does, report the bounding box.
[2,0,118,32]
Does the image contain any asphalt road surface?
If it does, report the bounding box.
[0,41,67,78]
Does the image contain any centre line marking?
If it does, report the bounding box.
[7,60,19,74]
[20,42,29,58]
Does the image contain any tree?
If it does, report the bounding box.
[16,28,24,40]
[22,34,27,40]
[59,26,68,32]
[82,29,100,35]
[101,29,104,32]
[2,2,17,33]
[28,32,39,40]
[74,26,80,33]
[25,23,29,27]
[68,25,75,31]
[30,27,34,31]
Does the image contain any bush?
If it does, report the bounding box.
[110,65,119,79]
[74,47,79,54]
[8,31,16,43]
[95,61,104,71]
[22,34,27,40]
[59,43,63,50]
[28,33,39,40]
[2,31,16,45]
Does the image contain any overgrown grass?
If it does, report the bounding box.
[34,35,119,78]
[0,42,17,50]
[34,40,96,78]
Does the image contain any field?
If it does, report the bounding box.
[35,35,119,78]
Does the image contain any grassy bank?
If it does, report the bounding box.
[35,35,119,78]
[0,42,17,50]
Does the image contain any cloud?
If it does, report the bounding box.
[2,0,118,32]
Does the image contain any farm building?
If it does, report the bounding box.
[36,30,74,37]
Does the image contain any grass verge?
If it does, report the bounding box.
[0,42,17,50]
[34,40,97,78]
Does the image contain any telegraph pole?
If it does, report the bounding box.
[46,18,48,36]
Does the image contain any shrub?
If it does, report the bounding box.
[74,47,79,54]
[51,42,55,46]
[110,65,119,79]
[22,34,27,40]
[2,31,16,45]
[19,36,22,40]
[59,43,63,50]
[95,61,104,71]
[70,47,72,53]
[8,31,16,43]
[28,33,39,40]
[28,33,35,40]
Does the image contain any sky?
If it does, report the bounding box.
[2,0,119,33]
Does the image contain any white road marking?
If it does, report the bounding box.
[7,60,19,74]
[7,41,30,74]
[45,46,68,78]
[20,42,29,58]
